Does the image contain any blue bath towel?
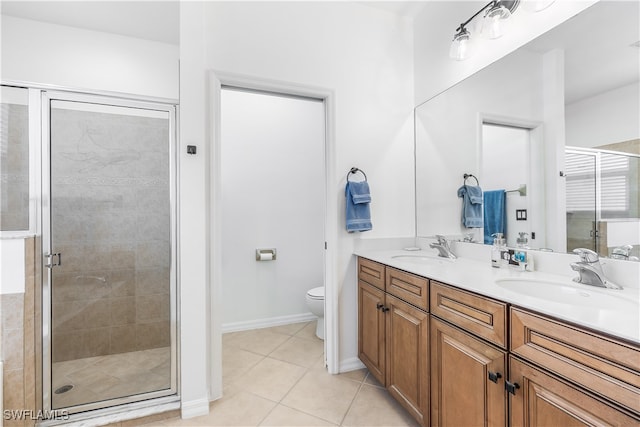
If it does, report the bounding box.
[483,190,506,244]
[346,181,372,232]
[457,185,483,228]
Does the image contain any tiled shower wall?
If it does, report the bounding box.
[50,108,171,362]
[1,237,36,427]
[0,103,30,231]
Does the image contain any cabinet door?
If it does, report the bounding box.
[510,357,639,427]
[430,317,507,427]
[358,280,386,385]
[386,294,429,426]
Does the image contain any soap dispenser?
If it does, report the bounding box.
[514,232,534,271]
[491,233,506,268]
[516,232,529,248]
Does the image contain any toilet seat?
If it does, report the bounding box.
[307,286,324,299]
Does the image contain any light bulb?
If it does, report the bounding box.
[482,2,513,39]
[449,27,473,61]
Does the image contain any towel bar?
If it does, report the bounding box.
[347,167,367,182]
[463,173,479,186]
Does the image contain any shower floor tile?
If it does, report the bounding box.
[52,347,171,409]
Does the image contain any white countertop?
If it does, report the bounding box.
[354,249,640,345]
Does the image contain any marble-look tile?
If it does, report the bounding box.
[52,383,101,409]
[1,293,24,330]
[281,370,360,425]
[342,384,419,427]
[222,346,264,386]
[364,372,385,389]
[3,368,24,411]
[260,404,337,426]
[171,391,276,426]
[268,336,324,368]
[338,368,368,384]
[294,321,320,341]
[231,357,306,402]
[223,328,291,356]
[2,327,24,370]
[266,322,309,336]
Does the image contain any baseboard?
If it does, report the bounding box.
[222,312,317,333]
[339,357,366,373]
[180,397,209,419]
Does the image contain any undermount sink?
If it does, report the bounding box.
[391,254,454,264]
[494,277,635,309]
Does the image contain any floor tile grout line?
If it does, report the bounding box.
[338,375,367,427]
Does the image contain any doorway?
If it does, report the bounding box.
[219,87,325,332]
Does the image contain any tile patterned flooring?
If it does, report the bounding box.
[147,321,418,427]
[52,347,171,408]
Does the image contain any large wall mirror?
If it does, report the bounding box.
[415,1,639,261]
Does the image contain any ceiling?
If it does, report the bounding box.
[0,1,424,46]
[0,1,180,44]
[2,1,637,105]
[524,1,640,104]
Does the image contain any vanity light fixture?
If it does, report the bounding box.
[449,25,473,61]
[482,1,516,39]
[449,0,521,60]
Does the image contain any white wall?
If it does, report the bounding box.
[178,2,210,417]
[0,239,25,294]
[413,0,596,103]
[1,15,178,99]
[201,1,415,370]
[566,82,640,149]
[220,89,324,327]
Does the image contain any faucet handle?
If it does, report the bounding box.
[573,248,599,263]
[435,234,447,244]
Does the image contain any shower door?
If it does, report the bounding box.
[565,149,598,252]
[42,92,177,413]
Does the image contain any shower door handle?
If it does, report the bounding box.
[45,253,62,268]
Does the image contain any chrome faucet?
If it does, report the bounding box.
[430,235,457,260]
[570,248,622,290]
[610,245,639,261]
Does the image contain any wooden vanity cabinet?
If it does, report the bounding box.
[386,293,429,425]
[430,317,507,427]
[357,258,429,426]
[358,257,640,427]
[509,307,640,425]
[509,357,638,426]
[429,283,508,427]
[357,279,386,385]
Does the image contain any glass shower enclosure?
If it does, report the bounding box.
[41,91,178,413]
[565,146,640,259]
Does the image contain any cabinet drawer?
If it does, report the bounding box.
[510,356,639,426]
[386,267,429,311]
[511,307,640,414]
[430,281,507,348]
[358,257,385,290]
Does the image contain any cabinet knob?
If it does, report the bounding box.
[505,380,520,395]
[382,307,390,312]
[488,371,502,383]
[376,303,384,310]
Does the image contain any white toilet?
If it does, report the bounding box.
[305,286,325,340]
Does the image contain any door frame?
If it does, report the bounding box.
[208,71,338,400]
[40,90,180,414]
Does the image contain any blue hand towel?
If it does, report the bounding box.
[483,190,506,244]
[457,185,483,228]
[346,181,372,232]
